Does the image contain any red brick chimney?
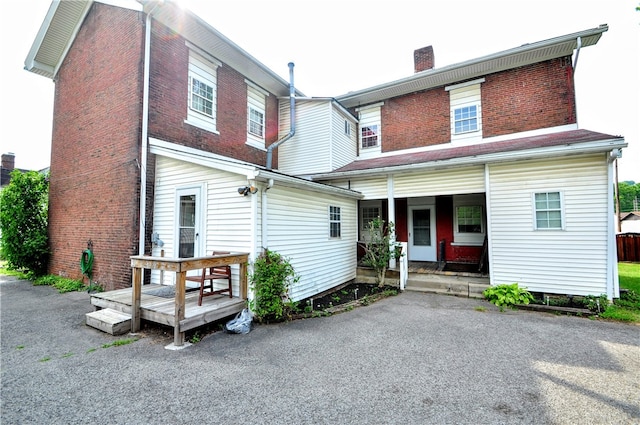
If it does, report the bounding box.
[414,46,434,73]
[1,152,15,171]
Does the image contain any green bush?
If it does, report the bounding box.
[361,218,401,287]
[483,283,534,308]
[249,249,299,323]
[0,170,49,276]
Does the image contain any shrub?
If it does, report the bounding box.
[361,218,402,287]
[0,170,49,276]
[483,283,534,308]
[249,249,299,323]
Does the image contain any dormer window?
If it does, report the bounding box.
[454,105,478,134]
[356,103,383,159]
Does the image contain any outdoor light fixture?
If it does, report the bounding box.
[238,186,258,196]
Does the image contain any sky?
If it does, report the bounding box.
[1,0,639,181]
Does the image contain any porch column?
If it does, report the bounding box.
[387,174,397,269]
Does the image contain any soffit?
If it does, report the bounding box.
[25,1,94,79]
[336,25,608,108]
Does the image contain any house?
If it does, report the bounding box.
[26,0,625,301]
[619,212,640,234]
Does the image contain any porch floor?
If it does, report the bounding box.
[90,284,246,334]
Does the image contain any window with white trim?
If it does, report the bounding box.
[344,120,351,136]
[329,206,341,238]
[534,192,563,229]
[246,82,267,149]
[357,104,382,153]
[454,105,478,134]
[186,50,219,132]
[445,79,484,142]
[453,194,485,245]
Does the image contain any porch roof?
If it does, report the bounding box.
[309,129,626,180]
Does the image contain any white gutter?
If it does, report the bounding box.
[138,3,161,256]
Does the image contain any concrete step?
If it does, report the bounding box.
[86,308,131,335]
[406,274,490,299]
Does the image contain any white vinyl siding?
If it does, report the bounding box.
[278,100,357,175]
[185,50,220,133]
[487,154,609,296]
[446,79,483,143]
[151,156,257,293]
[152,152,358,302]
[393,166,485,198]
[263,185,358,301]
[246,82,267,150]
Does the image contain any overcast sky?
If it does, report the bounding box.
[1,0,638,181]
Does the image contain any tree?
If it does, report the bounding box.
[618,181,640,212]
[0,170,49,276]
[361,217,401,287]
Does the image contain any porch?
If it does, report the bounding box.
[356,260,490,298]
[89,253,248,349]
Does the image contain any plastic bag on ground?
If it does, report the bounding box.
[225,308,253,334]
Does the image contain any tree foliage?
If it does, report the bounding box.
[361,217,401,287]
[618,181,639,212]
[0,170,49,276]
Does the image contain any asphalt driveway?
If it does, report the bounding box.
[1,274,638,424]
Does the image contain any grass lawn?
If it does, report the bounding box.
[618,262,640,293]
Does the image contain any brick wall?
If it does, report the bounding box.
[482,57,576,137]
[49,3,144,289]
[148,22,279,167]
[379,57,576,153]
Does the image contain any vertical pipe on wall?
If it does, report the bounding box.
[139,4,160,257]
[387,174,396,269]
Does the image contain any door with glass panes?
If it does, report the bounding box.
[175,187,202,259]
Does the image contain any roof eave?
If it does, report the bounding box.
[310,137,626,180]
[336,24,608,108]
[25,0,95,80]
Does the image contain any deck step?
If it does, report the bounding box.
[86,308,131,335]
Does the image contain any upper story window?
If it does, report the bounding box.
[246,81,268,149]
[356,103,383,159]
[361,125,379,148]
[445,78,484,143]
[344,120,351,136]
[329,206,341,238]
[534,191,563,230]
[185,47,221,133]
[454,105,478,134]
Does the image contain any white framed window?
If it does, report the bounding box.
[446,78,484,142]
[454,105,478,134]
[359,200,382,242]
[329,206,341,238]
[456,205,482,233]
[185,49,220,133]
[246,81,268,149]
[344,120,351,136]
[453,194,485,245]
[534,191,564,230]
[356,103,382,158]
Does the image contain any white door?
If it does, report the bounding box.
[175,187,203,259]
[408,206,436,261]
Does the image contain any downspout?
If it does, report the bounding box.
[266,62,295,170]
[261,178,274,249]
[573,36,582,71]
[139,3,161,256]
[607,149,621,299]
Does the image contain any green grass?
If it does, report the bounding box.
[618,262,640,293]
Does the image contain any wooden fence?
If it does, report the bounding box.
[617,233,640,262]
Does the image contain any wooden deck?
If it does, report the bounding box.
[90,253,249,349]
[90,284,246,333]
